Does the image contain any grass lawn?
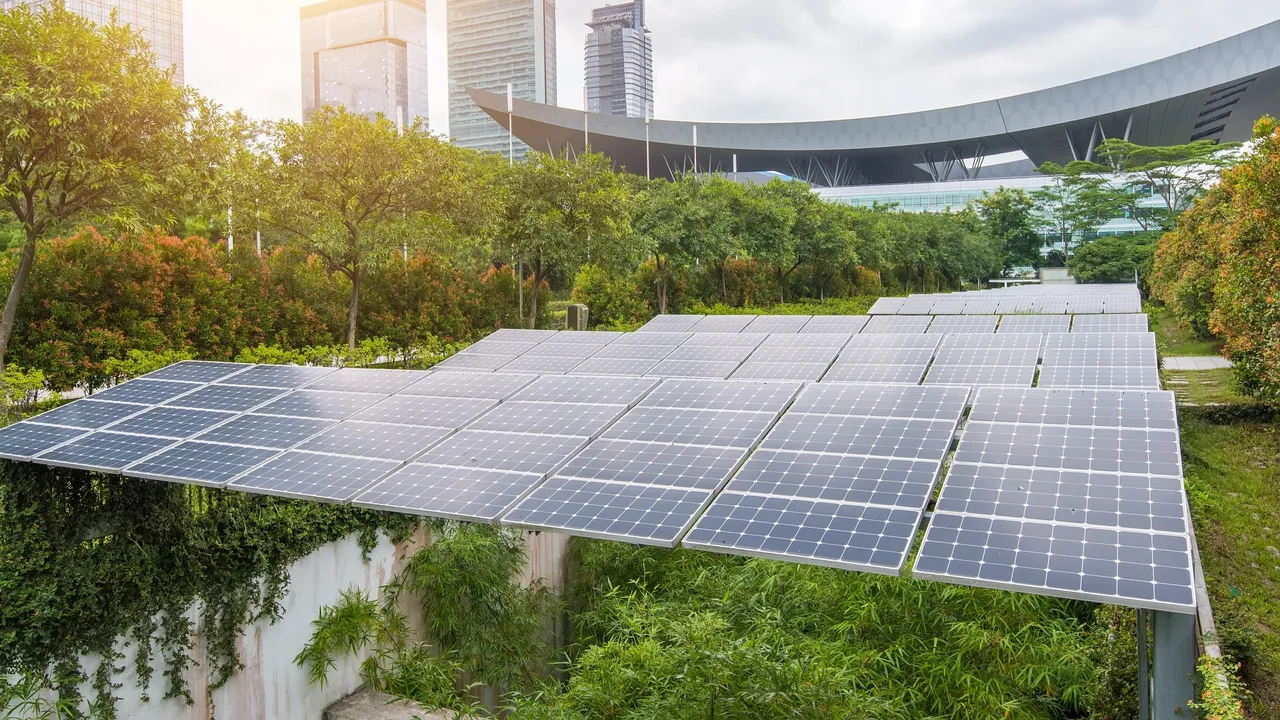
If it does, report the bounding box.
[1163,367,1245,405]
[1152,305,1225,356]
[1182,415,1280,717]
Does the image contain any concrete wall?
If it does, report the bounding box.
[38,527,569,720]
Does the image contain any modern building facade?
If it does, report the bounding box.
[2,0,184,83]
[300,0,429,126]
[447,0,557,159]
[468,18,1280,186]
[584,0,652,119]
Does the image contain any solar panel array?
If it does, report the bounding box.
[914,388,1194,613]
[5,281,1198,615]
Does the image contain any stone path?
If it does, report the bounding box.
[1163,356,1233,371]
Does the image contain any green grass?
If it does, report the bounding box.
[1163,368,1245,405]
[1182,417,1280,717]
[1152,305,1224,357]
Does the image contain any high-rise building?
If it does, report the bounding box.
[2,0,184,83]
[300,0,429,126]
[447,0,557,159]
[584,0,651,119]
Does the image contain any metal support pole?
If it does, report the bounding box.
[645,104,651,180]
[732,154,737,183]
[1153,610,1196,719]
[583,87,589,150]
[1138,610,1149,720]
[507,82,514,166]
[692,125,698,177]
[518,260,523,322]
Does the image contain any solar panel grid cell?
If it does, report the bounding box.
[26,400,149,429]
[744,315,811,333]
[353,464,545,522]
[0,423,89,460]
[926,316,999,334]
[861,316,934,334]
[142,361,253,383]
[730,362,833,381]
[164,384,289,412]
[91,379,203,405]
[215,365,337,388]
[349,395,498,428]
[999,316,1071,334]
[1038,365,1161,389]
[571,357,660,376]
[866,297,906,315]
[126,441,282,487]
[254,390,387,420]
[229,450,401,502]
[495,355,586,375]
[800,316,868,333]
[302,367,431,394]
[401,372,537,400]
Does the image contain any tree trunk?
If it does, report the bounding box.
[777,267,785,304]
[346,266,361,350]
[0,232,37,374]
[657,257,667,314]
[528,260,541,329]
[717,261,726,300]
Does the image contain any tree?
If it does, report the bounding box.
[0,2,198,372]
[632,176,708,314]
[1031,163,1126,259]
[1088,138,1242,228]
[501,152,632,328]
[260,106,476,348]
[1069,234,1155,285]
[974,188,1041,271]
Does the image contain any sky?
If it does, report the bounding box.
[185,0,1279,137]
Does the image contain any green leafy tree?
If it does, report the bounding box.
[259,106,478,348]
[631,176,706,314]
[974,187,1041,271]
[1031,163,1125,259]
[1088,138,1243,228]
[1069,234,1155,284]
[0,2,199,372]
[501,152,632,327]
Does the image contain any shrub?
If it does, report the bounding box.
[1070,234,1155,286]
[570,264,652,329]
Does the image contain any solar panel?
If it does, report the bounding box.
[953,422,1182,477]
[1067,298,1106,315]
[125,441,282,487]
[867,297,906,314]
[689,315,756,332]
[1038,365,1161,389]
[25,399,147,429]
[163,384,288,412]
[495,355,587,375]
[0,422,88,461]
[254,390,386,420]
[942,333,1044,352]
[538,331,622,345]
[1105,297,1143,314]
[663,345,757,363]
[923,364,1036,389]
[999,315,1071,334]
[821,363,930,384]
[679,332,769,347]
[1072,314,1150,332]
[684,383,967,573]
[637,315,703,332]
[430,353,510,372]
[843,333,940,350]
[353,464,545,521]
[485,328,559,342]
[587,343,675,360]
[1030,299,1069,314]
[556,439,749,490]
[801,316,868,333]
[730,362,832,381]
[639,378,799,412]
[897,297,938,315]
[466,401,628,437]
[463,340,540,355]
[744,315,810,333]
[571,357,660,376]
[413,430,588,475]
[1045,332,1156,350]
[932,346,1040,366]
[968,388,1177,430]
[961,299,1002,315]
[401,372,536,400]
[523,342,605,357]
[302,367,431,394]
[294,421,452,461]
[926,316,999,334]
[934,463,1188,534]
[610,331,689,346]
[996,298,1035,314]
[106,407,237,439]
[142,361,252,383]
[215,365,336,388]
[230,450,400,502]
[35,431,177,472]
[760,414,957,460]
[92,379,202,405]
[914,514,1195,613]
[1042,347,1157,367]
[194,414,335,449]
[504,478,712,546]
[829,346,935,366]
[349,395,497,428]
[745,346,842,364]
[760,332,852,348]
[510,375,658,405]
[686,493,921,572]
[928,298,968,315]
[861,316,933,334]
[645,359,741,379]
[603,407,779,447]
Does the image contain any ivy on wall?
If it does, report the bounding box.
[0,460,417,718]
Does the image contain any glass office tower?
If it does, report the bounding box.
[584,0,652,118]
[447,0,557,160]
[300,0,429,126]
[2,0,184,83]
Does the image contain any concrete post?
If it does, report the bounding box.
[1153,610,1197,719]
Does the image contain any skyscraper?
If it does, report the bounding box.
[300,0,429,126]
[584,1,652,119]
[447,0,557,159]
[2,0,184,83]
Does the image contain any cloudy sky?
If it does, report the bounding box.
[186,0,1278,135]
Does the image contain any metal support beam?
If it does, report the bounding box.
[1085,122,1100,163]
[1139,610,1149,719]
[1153,610,1196,719]
[1065,129,1079,161]
[1124,112,1135,142]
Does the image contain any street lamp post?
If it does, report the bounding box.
[692,125,698,178]
[645,102,651,180]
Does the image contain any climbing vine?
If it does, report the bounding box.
[0,459,417,718]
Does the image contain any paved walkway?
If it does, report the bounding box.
[1163,356,1233,371]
